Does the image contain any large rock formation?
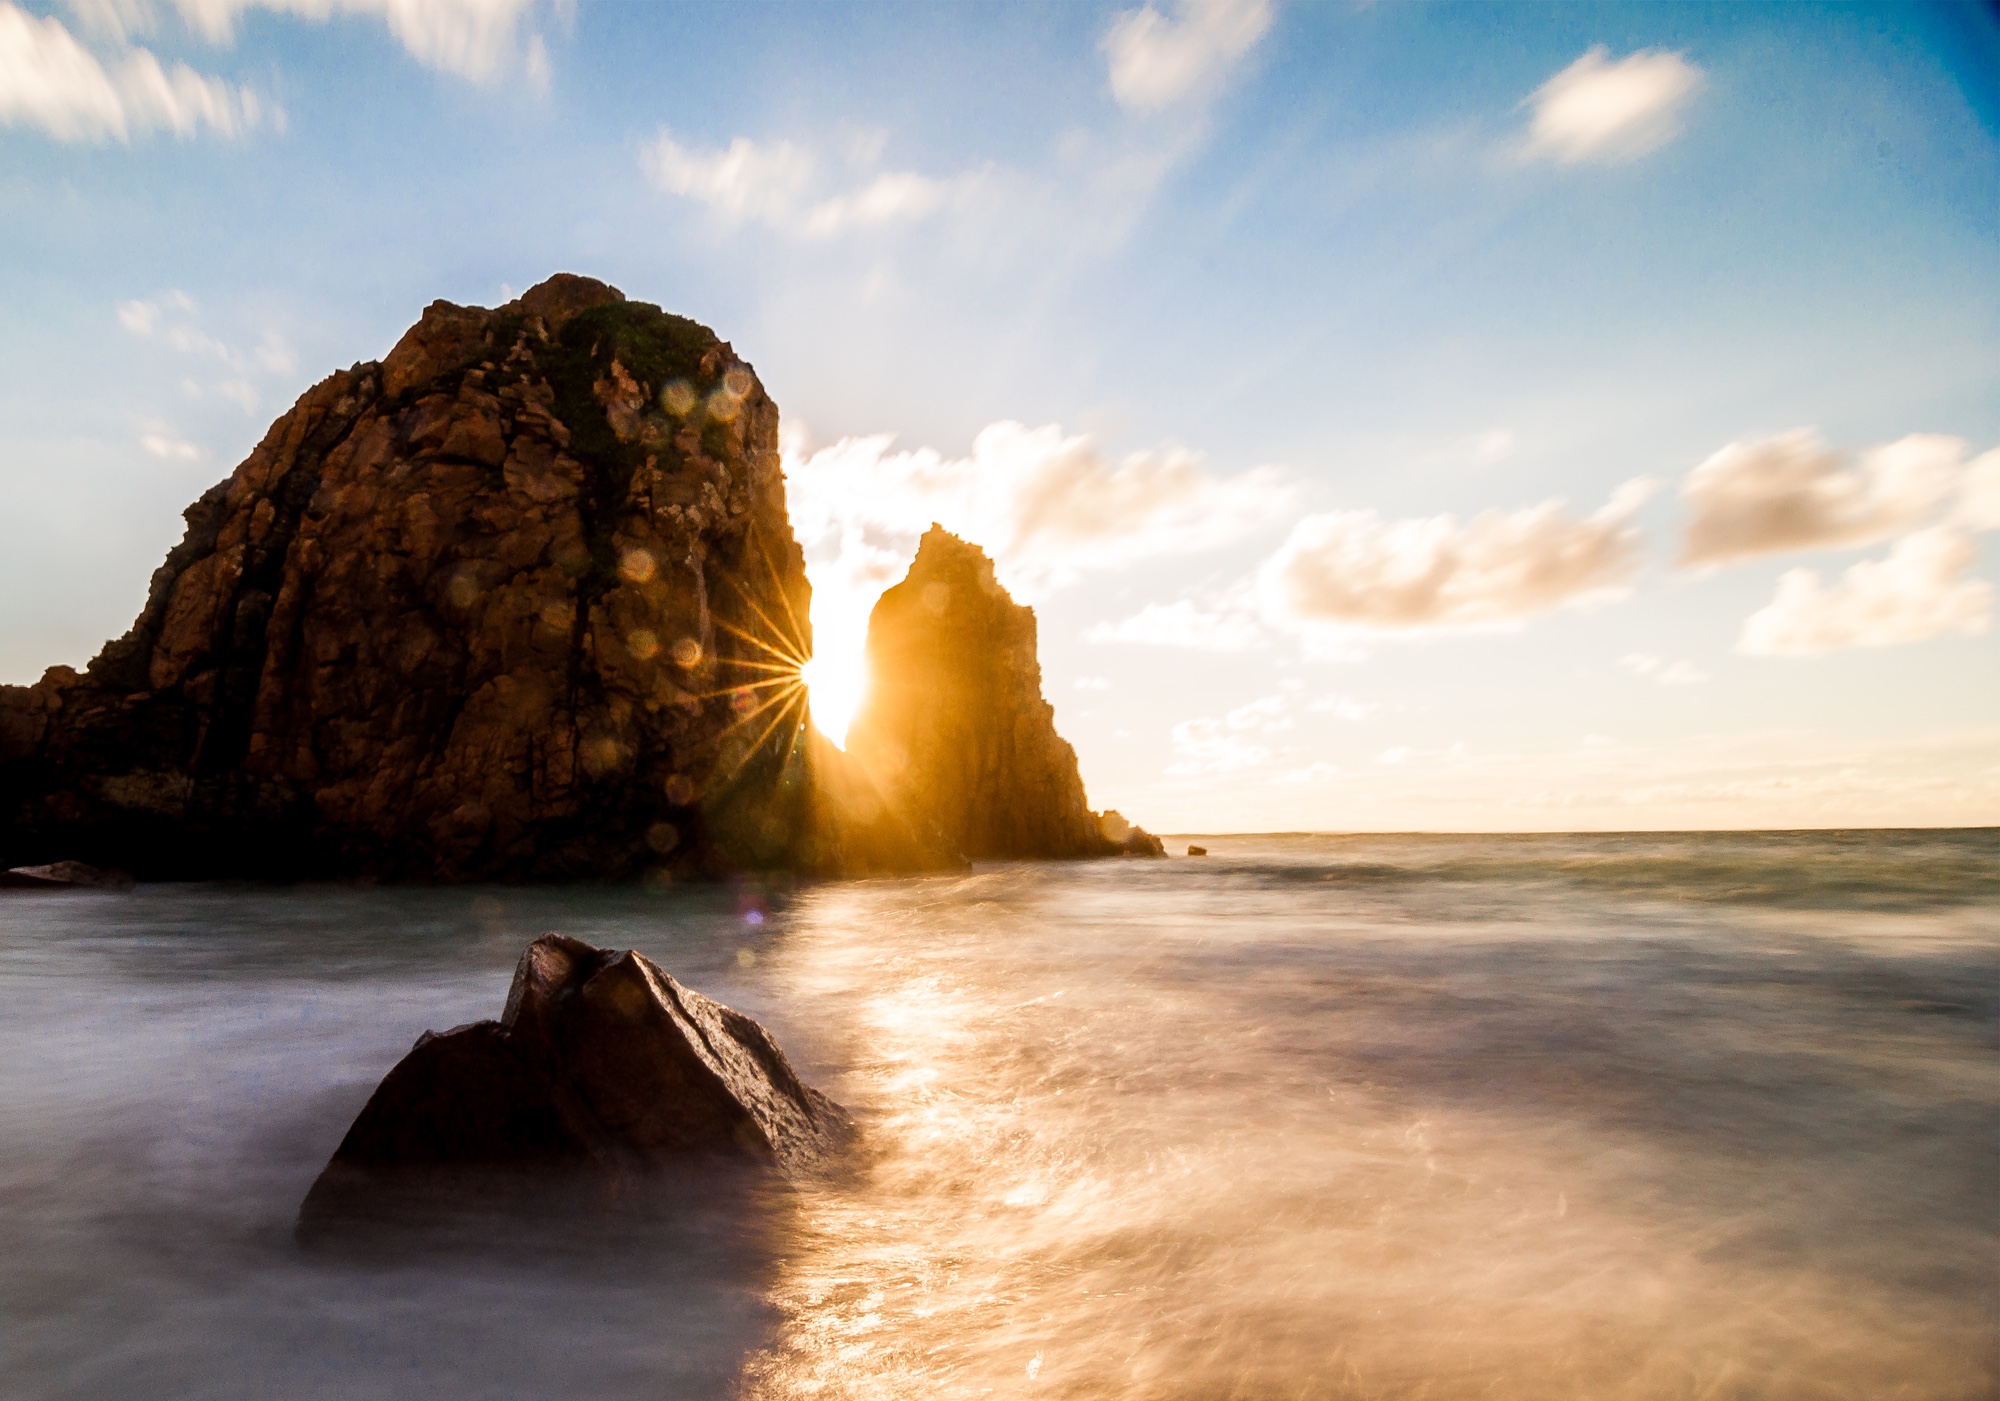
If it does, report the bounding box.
[0,277,1155,880]
[301,933,849,1224]
[0,276,838,880]
[846,527,1141,860]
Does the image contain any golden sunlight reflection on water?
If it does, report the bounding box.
[741,844,1996,1400]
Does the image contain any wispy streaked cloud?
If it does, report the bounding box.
[139,428,200,460]
[0,1,269,142]
[1519,45,1703,165]
[641,129,988,239]
[118,290,295,415]
[1738,527,1992,656]
[176,0,542,83]
[1101,0,1271,113]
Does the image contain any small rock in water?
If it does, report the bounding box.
[1118,828,1167,857]
[0,860,130,889]
[1187,845,1208,857]
[300,934,850,1229]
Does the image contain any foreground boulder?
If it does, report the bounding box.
[846,527,1159,861]
[301,934,849,1223]
[0,276,860,880]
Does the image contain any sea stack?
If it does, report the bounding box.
[846,526,1140,860]
[0,276,824,880]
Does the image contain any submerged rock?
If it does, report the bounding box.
[0,860,129,889]
[1098,809,1167,858]
[301,934,849,1224]
[845,527,1141,862]
[0,276,835,881]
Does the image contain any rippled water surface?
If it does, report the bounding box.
[2,830,1994,1399]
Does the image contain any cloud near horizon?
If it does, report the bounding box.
[1520,45,1703,165]
[1737,527,1992,656]
[1261,480,1655,633]
[0,1,268,141]
[1166,692,1290,775]
[1101,0,1271,113]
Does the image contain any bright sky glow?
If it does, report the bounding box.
[1,1,1995,830]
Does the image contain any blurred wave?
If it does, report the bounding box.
[1,829,1994,1398]
[1155,828,2000,909]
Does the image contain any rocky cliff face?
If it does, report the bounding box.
[0,275,826,880]
[845,527,1120,861]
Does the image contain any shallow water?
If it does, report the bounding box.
[1,831,1994,1399]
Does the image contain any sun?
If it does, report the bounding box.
[801,650,868,749]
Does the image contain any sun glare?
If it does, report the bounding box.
[802,650,867,749]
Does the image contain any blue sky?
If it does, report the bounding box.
[2,0,1996,830]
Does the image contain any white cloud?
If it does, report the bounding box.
[1102,0,1271,113]
[1463,427,1516,467]
[803,169,975,237]
[787,420,1289,750]
[120,291,291,413]
[1086,597,1268,653]
[1274,760,1339,785]
[1261,480,1654,632]
[789,421,1290,602]
[1074,675,1110,691]
[174,0,538,82]
[65,0,157,43]
[1305,692,1378,720]
[1166,693,1290,775]
[1619,653,1710,686]
[1520,45,1703,165]
[1680,428,1972,569]
[1953,448,2000,532]
[0,1,266,141]
[139,429,199,460]
[1737,527,1991,656]
[641,129,987,239]
[642,132,816,226]
[210,377,258,412]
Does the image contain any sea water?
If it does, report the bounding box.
[0,830,1993,1399]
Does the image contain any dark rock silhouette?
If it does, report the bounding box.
[846,527,1158,861]
[1186,845,1208,857]
[301,933,849,1225]
[0,276,837,880]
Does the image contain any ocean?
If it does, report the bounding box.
[1,830,1993,1399]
